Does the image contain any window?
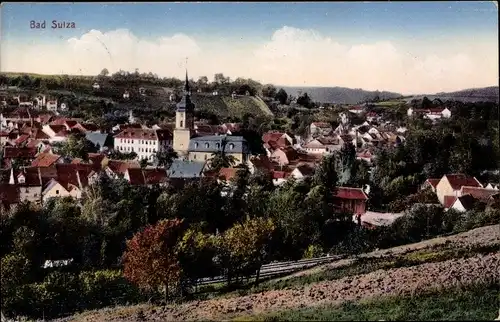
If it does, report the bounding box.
[180,120,183,127]
[193,154,196,159]
[56,190,59,195]
[194,142,198,148]
[204,143,209,148]
[228,143,235,150]
[216,143,220,149]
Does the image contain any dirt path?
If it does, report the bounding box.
[69,225,500,322]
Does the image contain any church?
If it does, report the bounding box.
[172,72,250,164]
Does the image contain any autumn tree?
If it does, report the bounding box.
[215,217,275,286]
[123,219,185,302]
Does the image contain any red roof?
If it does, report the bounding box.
[262,132,290,148]
[445,174,482,190]
[444,195,457,208]
[272,170,289,179]
[425,178,440,188]
[126,168,145,185]
[14,134,30,146]
[0,184,20,207]
[13,167,43,186]
[460,186,499,201]
[55,163,94,190]
[107,160,140,175]
[143,168,168,185]
[218,168,240,181]
[334,187,368,200]
[114,128,172,140]
[3,146,38,159]
[249,155,273,171]
[31,153,61,167]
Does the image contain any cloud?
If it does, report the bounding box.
[1,26,498,94]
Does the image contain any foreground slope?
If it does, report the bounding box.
[65,225,500,322]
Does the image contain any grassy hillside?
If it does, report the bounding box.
[64,224,500,322]
[192,94,273,119]
[280,86,403,104]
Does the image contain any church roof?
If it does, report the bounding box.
[188,135,249,154]
[176,70,195,112]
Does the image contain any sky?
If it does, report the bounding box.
[0,2,498,95]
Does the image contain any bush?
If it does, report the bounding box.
[303,244,323,259]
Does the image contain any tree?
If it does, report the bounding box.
[275,88,288,105]
[155,148,178,169]
[209,137,237,171]
[215,217,275,286]
[99,68,109,77]
[262,84,277,98]
[297,92,313,108]
[57,134,97,161]
[123,219,185,302]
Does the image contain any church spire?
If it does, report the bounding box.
[184,69,190,94]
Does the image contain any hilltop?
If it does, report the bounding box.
[280,86,403,104]
[63,224,500,322]
[408,86,499,103]
[191,93,273,119]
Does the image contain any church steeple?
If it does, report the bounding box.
[184,70,190,94]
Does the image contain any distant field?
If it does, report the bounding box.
[373,100,406,106]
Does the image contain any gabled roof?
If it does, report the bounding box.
[114,128,172,140]
[334,187,368,200]
[294,164,315,177]
[143,168,169,185]
[167,160,206,178]
[454,194,476,211]
[249,155,273,171]
[14,134,30,146]
[31,152,61,167]
[85,132,111,148]
[55,163,93,190]
[444,174,482,190]
[443,195,457,209]
[460,186,499,201]
[106,160,140,175]
[425,178,440,188]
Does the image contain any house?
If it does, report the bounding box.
[34,95,46,108]
[356,150,374,164]
[309,122,333,138]
[333,187,369,215]
[290,163,315,180]
[73,123,100,133]
[246,155,274,175]
[104,160,140,179]
[366,111,381,122]
[459,186,500,201]
[31,152,63,167]
[92,83,100,90]
[270,146,299,166]
[71,153,108,172]
[42,124,70,142]
[59,102,68,111]
[348,106,364,114]
[447,194,477,212]
[0,130,9,146]
[124,168,169,186]
[2,146,38,168]
[271,170,290,186]
[435,174,483,205]
[188,135,250,164]
[42,164,94,203]
[167,160,206,179]
[139,87,146,96]
[123,91,130,99]
[407,107,452,120]
[421,178,440,192]
[8,167,44,204]
[114,128,173,161]
[262,131,294,151]
[302,139,328,155]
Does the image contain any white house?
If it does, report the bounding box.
[212,91,219,96]
[123,91,130,99]
[35,95,46,108]
[407,107,451,120]
[60,102,68,111]
[114,128,173,161]
[92,83,100,90]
